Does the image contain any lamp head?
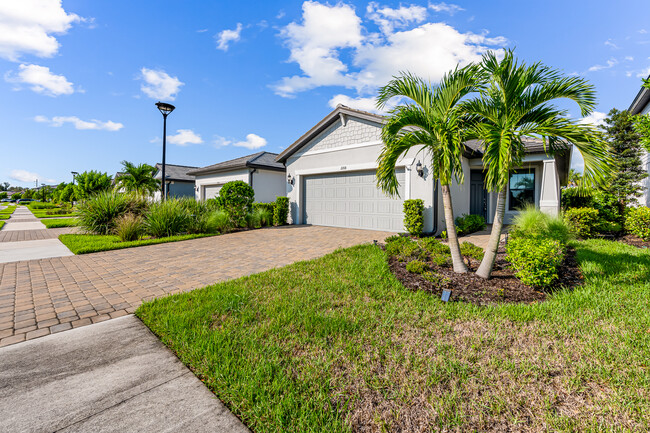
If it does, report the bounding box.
[155,102,176,116]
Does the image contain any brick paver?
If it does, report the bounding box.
[0,227,77,243]
[0,225,389,347]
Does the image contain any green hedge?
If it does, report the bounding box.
[274,197,289,226]
[564,207,600,238]
[455,213,486,236]
[506,237,564,287]
[253,202,276,215]
[403,199,424,236]
[626,206,650,241]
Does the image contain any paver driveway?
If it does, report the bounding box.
[0,225,390,347]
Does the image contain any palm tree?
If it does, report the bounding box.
[465,50,611,279]
[376,66,485,273]
[116,161,159,196]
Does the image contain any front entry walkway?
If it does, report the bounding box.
[0,225,390,347]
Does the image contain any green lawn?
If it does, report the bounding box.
[0,214,9,220]
[42,218,78,228]
[32,212,77,218]
[0,221,4,230]
[59,233,218,254]
[137,240,650,432]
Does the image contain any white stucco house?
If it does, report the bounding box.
[276,105,570,234]
[189,151,286,203]
[629,79,650,207]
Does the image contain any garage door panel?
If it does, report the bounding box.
[303,169,405,232]
[203,185,223,200]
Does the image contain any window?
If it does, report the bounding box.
[509,169,535,210]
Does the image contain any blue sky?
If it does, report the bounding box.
[1,0,649,187]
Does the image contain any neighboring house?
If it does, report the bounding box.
[628,79,650,207]
[276,105,570,233]
[188,152,286,203]
[153,163,197,200]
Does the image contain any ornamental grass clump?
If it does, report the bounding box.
[145,199,190,238]
[208,210,232,234]
[114,213,145,242]
[511,205,571,244]
[77,191,133,235]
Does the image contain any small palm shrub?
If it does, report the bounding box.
[114,214,144,241]
[145,199,190,237]
[208,210,232,233]
[510,205,571,244]
[455,214,486,236]
[506,237,564,287]
[406,260,429,274]
[77,191,132,235]
[564,207,599,239]
[626,206,650,241]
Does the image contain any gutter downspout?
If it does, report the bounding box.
[432,179,439,236]
[249,168,257,189]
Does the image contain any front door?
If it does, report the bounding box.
[470,170,487,220]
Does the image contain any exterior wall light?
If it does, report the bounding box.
[287,174,294,185]
[416,160,424,177]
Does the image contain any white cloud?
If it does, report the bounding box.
[639,29,647,34]
[216,23,243,51]
[273,1,505,98]
[588,58,618,72]
[367,3,427,34]
[428,2,464,15]
[625,56,634,61]
[5,64,73,96]
[139,68,183,100]
[35,115,123,131]
[9,169,55,184]
[579,111,607,127]
[637,66,650,78]
[604,39,619,49]
[166,129,203,146]
[234,133,267,149]
[0,0,83,61]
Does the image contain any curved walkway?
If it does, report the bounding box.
[0,225,390,347]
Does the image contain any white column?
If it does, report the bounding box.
[539,159,560,216]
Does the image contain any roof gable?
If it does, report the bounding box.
[188,151,284,176]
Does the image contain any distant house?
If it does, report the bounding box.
[153,163,197,200]
[188,151,285,203]
[276,105,570,233]
[628,78,650,207]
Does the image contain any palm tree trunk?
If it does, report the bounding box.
[476,187,506,279]
[441,183,467,273]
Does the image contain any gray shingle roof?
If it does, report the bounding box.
[188,151,284,176]
[629,75,650,114]
[154,163,198,181]
[465,137,568,155]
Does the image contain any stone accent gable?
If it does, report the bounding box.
[299,117,383,155]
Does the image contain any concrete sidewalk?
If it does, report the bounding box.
[0,315,250,433]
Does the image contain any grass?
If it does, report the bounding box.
[41,218,78,228]
[59,233,218,254]
[137,240,650,432]
[0,221,4,230]
[33,212,77,219]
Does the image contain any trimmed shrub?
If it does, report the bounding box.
[455,214,486,236]
[145,200,190,237]
[506,237,564,287]
[460,241,484,261]
[274,196,289,226]
[561,187,593,209]
[406,260,429,274]
[626,206,650,241]
[564,207,600,239]
[403,199,424,236]
[219,181,255,227]
[419,237,450,255]
[77,191,132,235]
[114,214,144,241]
[510,205,571,244]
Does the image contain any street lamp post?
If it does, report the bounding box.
[71,171,78,185]
[155,102,176,200]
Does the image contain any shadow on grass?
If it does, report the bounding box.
[575,239,650,286]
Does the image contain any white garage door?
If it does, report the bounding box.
[203,184,223,200]
[303,169,405,231]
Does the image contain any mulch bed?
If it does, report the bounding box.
[387,244,582,306]
[615,234,650,249]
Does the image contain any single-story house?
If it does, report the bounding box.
[628,78,650,207]
[153,163,197,200]
[276,105,570,234]
[188,151,286,203]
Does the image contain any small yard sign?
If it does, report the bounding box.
[441,289,452,302]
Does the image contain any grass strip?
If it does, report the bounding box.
[137,240,650,432]
[42,218,78,228]
[59,233,218,254]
